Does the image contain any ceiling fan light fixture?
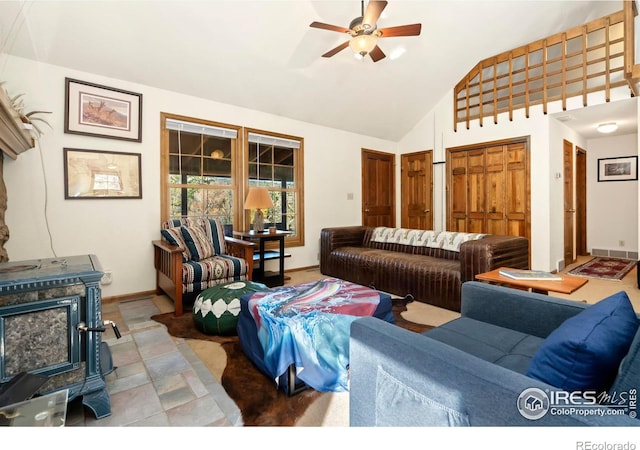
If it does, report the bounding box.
[349,33,377,56]
[597,122,618,133]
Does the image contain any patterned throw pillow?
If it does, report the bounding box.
[181,226,215,262]
[160,227,191,261]
[193,218,227,255]
[208,218,228,255]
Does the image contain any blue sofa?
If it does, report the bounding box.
[350,281,640,426]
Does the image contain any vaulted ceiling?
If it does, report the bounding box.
[0,1,626,141]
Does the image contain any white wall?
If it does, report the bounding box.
[586,133,639,254]
[548,118,587,269]
[0,55,397,298]
[2,53,637,296]
[399,86,635,271]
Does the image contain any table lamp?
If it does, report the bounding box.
[244,187,274,232]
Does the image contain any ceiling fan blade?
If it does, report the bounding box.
[369,45,386,62]
[310,21,351,34]
[378,24,422,37]
[322,41,350,58]
[362,1,388,28]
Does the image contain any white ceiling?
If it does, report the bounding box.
[0,0,634,141]
[551,97,638,139]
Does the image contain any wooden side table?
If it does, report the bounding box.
[233,230,291,287]
[475,267,588,295]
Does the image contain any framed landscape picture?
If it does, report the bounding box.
[64,78,142,142]
[597,156,638,182]
[63,148,142,199]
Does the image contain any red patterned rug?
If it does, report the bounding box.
[568,257,637,281]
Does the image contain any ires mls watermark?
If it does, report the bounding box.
[517,387,637,420]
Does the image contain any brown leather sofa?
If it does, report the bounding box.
[320,226,529,312]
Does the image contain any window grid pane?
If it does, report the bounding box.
[165,119,238,223]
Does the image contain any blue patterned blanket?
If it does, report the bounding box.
[246,278,381,392]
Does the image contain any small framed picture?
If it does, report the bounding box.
[64,78,142,142]
[597,156,638,182]
[63,148,142,199]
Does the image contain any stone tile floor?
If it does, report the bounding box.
[62,261,639,429]
[65,296,242,427]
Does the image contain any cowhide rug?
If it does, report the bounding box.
[151,297,432,426]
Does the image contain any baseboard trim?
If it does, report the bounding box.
[285,265,319,273]
[103,289,157,304]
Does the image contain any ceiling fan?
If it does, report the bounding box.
[310,0,421,62]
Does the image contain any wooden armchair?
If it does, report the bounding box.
[153,218,254,316]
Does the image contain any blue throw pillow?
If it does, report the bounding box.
[526,291,639,392]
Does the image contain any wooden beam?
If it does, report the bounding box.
[605,16,611,102]
[525,46,530,118]
[493,59,498,125]
[561,33,567,110]
[508,53,513,122]
[582,27,588,106]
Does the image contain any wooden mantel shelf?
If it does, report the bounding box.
[0,88,34,160]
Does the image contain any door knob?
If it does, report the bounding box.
[364,209,370,213]
[424,209,430,213]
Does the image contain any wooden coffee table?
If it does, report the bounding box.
[475,267,588,295]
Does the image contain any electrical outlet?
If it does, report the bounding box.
[101,270,113,285]
[619,240,625,247]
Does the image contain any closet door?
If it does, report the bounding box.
[449,151,469,231]
[446,139,530,241]
[505,142,529,238]
[467,149,486,233]
[485,145,506,234]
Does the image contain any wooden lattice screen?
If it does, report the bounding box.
[454,3,639,131]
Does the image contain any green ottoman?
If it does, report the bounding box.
[193,281,269,335]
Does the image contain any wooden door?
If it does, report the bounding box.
[505,142,529,237]
[362,149,395,227]
[448,151,469,231]
[485,145,506,234]
[447,138,530,243]
[467,149,486,233]
[563,140,575,265]
[401,151,433,229]
[576,147,588,256]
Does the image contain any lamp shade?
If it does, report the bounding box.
[244,187,274,210]
[349,34,377,56]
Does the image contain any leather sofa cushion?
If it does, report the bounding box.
[423,317,544,374]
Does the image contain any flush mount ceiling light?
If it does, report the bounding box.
[597,122,618,133]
